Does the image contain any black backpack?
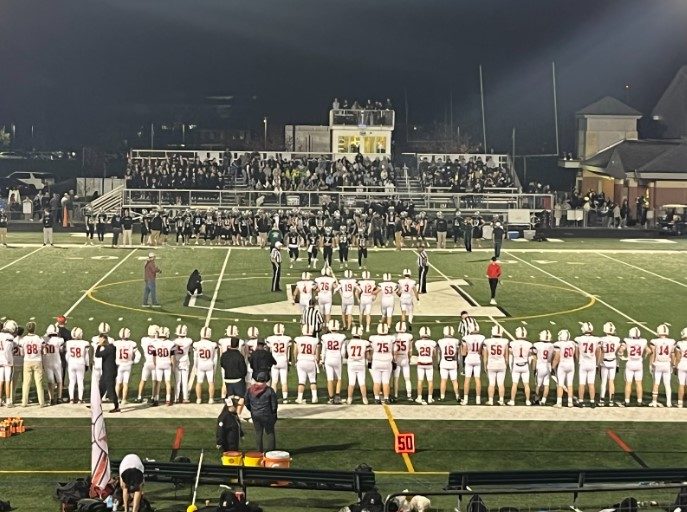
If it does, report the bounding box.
[75,499,107,512]
[0,500,14,512]
[55,479,91,506]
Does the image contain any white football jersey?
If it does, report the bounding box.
[393,333,413,360]
[321,332,346,363]
[42,336,64,367]
[357,279,376,300]
[154,339,177,368]
[65,339,90,366]
[651,337,676,364]
[623,338,647,362]
[463,334,485,360]
[295,335,318,362]
[140,336,158,365]
[554,340,576,363]
[415,338,437,365]
[21,335,45,363]
[509,339,532,366]
[174,337,194,368]
[114,339,138,366]
[315,276,337,300]
[677,340,687,370]
[193,339,218,369]
[533,341,554,364]
[0,333,13,366]
[296,280,315,304]
[599,336,621,361]
[338,278,357,301]
[370,334,394,363]
[346,338,369,364]
[397,278,417,301]
[265,335,292,360]
[575,334,600,362]
[437,337,460,367]
[379,281,397,301]
[484,337,508,369]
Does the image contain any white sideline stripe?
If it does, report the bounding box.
[63,249,138,317]
[506,252,657,336]
[599,253,687,290]
[422,252,515,340]
[205,248,232,327]
[0,246,44,271]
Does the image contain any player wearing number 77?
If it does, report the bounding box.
[193,327,218,404]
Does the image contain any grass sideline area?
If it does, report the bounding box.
[2,234,687,510]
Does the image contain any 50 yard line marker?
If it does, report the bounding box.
[205,248,232,326]
[383,403,415,473]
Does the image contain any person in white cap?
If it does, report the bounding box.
[142,252,161,307]
[270,242,283,292]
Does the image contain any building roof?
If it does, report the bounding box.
[581,139,683,179]
[576,96,642,117]
[652,65,687,139]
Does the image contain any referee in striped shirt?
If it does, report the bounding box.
[270,242,283,292]
[301,298,324,336]
[417,244,428,294]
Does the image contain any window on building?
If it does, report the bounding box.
[337,135,361,154]
[363,136,387,154]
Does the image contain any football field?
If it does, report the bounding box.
[2,233,687,511]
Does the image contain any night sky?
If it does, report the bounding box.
[1,0,686,152]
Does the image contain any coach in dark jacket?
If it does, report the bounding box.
[95,334,120,412]
[244,372,278,452]
[220,339,247,399]
[216,400,243,452]
[248,341,277,380]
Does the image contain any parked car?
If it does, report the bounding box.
[0,177,38,197]
[6,171,55,190]
[0,151,26,160]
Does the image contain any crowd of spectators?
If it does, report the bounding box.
[418,156,516,192]
[554,189,634,228]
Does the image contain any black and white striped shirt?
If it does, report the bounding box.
[458,317,479,338]
[270,248,282,264]
[417,250,428,268]
[301,306,323,334]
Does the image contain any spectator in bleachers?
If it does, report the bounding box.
[418,156,515,192]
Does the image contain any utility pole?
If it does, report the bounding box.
[479,65,487,153]
[552,61,560,156]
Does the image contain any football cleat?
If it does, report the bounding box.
[580,322,593,334]
[118,327,131,340]
[273,323,285,336]
[71,327,83,340]
[539,330,552,342]
[443,325,455,337]
[200,326,212,339]
[377,323,389,335]
[175,324,188,337]
[515,326,527,339]
[98,322,111,334]
[418,326,431,338]
[247,326,259,338]
[657,323,670,336]
[628,327,641,339]
[491,325,503,337]
[328,319,340,332]
[395,321,407,333]
[147,324,159,337]
[603,322,616,335]
[557,329,571,342]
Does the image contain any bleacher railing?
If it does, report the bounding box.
[121,188,554,212]
[329,108,394,128]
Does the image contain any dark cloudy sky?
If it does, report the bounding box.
[1,0,686,152]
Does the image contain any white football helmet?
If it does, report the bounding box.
[45,324,58,336]
[402,268,411,277]
[580,322,593,334]
[344,270,353,279]
[515,326,527,339]
[159,326,170,339]
[200,326,212,339]
[443,326,455,337]
[361,270,371,280]
[321,267,331,276]
[491,325,503,337]
[328,319,340,332]
[273,323,285,336]
[2,319,17,334]
[681,327,687,340]
[539,330,552,342]
[657,324,670,336]
[419,326,431,338]
[247,326,259,338]
[628,326,641,339]
[557,329,571,342]
[302,272,311,280]
[383,273,392,281]
[175,324,188,337]
[118,327,131,340]
[377,323,389,335]
[395,321,407,333]
[98,322,111,334]
[603,322,616,335]
[351,326,363,337]
[71,327,83,340]
[147,324,159,337]
[225,325,239,337]
[301,324,313,336]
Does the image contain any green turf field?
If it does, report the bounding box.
[1,234,687,511]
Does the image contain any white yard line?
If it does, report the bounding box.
[63,249,138,317]
[204,248,232,327]
[506,252,657,336]
[599,252,687,290]
[0,246,44,271]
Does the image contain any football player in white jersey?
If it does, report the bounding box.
[321,319,347,404]
[649,324,676,407]
[0,320,17,407]
[294,272,315,315]
[553,329,576,408]
[136,325,158,403]
[43,324,65,405]
[218,325,240,354]
[676,328,687,407]
[338,270,357,331]
[483,325,509,406]
[397,269,419,330]
[114,327,140,405]
[598,322,622,407]
[461,322,484,405]
[65,327,90,403]
[437,326,460,402]
[622,326,650,406]
[378,273,397,328]
[532,330,554,405]
[173,324,194,404]
[356,271,376,333]
[415,327,437,405]
[193,327,218,404]
[153,327,177,406]
[574,322,601,408]
[315,267,338,325]
[294,325,319,404]
[508,327,532,406]
[265,323,292,402]
[91,322,113,385]
[392,321,413,401]
[346,326,370,404]
[369,323,395,404]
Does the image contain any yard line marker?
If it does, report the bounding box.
[506,252,657,336]
[599,253,687,289]
[382,403,415,473]
[205,248,232,327]
[63,249,137,317]
[606,429,649,468]
[0,246,44,272]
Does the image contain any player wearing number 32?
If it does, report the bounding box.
[370,323,395,404]
[483,325,509,406]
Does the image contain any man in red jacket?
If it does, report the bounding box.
[486,256,502,305]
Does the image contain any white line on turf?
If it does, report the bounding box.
[204,248,232,327]
[599,252,687,290]
[0,246,44,271]
[506,252,657,336]
[63,249,138,317]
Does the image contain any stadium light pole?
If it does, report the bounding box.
[479,65,487,153]
[263,116,268,151]
[552,61,560,157]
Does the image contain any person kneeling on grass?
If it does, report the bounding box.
[186,269,203,297]
[119,453,145,512]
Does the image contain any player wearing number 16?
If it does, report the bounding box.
[437,326,460,403]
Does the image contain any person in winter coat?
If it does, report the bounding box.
[243,371,278,452]
[216,399,243,452]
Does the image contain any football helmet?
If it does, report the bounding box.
[273,323,285,336]
[515,326,527,339]
[2,319,17,334]
[226,325,238,337]
[443,326,455,337]
[302,272,311,281]
[402,268,411,277]
[45,324,58,337]
[418,326,431,338]
[557,329,571,342]
[377,323,389,335]
[538,330,552,342]
[159,326,170,339]
[657,323,670,336]
[247,326,259,338]
[98,322,111,334]
[175,324,188,337]
[361,270,371,280]
[147,324,159,337]
[351,326,363,337]
[71,327,83,340]
[491,325,503,337]
[328,319,341,332]
[681,327,687,340]
[628,326,641,339]
[119,328,131,340]
[321,267,331,277]
[580,322,593,334]
[344,270,353,279]
[200,326,212,339]
[301,325,313,336]
[383,273,392,281]
[603,322,616,335]
[395,321,407,333]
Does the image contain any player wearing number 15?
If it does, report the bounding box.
[294,325,319,404]
[483,325,509,406]
[20,322,46,408]
[114,328,140,405]
[649,324,676,408]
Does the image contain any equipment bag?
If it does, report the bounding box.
[55,479,90,506]
[75,499,107,512]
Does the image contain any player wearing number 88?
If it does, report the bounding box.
[622,326,649,406]
[508,327,533,406]
[483,325,509,406]
[320,320,346,404]
[649,324,676,408]
[346,326,370,405]
[574,323,601,408]
[370,323,395,404]
[414,327,437,405]
[294,325,319,404]
[114,328,139,405]
[553,329,576,408]
[193,327,218,404]
[437,326,460,403]
[65,327,89,403]
[42,324,64,405]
